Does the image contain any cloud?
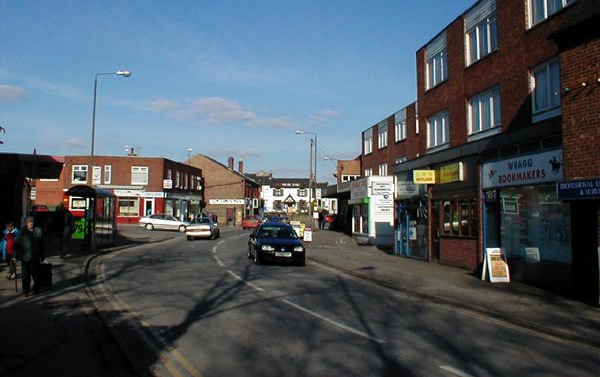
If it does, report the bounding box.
[308,109,339,125]
[0,84,26,102]
[206,147,262,158]
[63,138,87,148]
[151,96,293,129]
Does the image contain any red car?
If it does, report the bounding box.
[242,215,261,230]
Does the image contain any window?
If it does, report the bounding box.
[175,171,181,188]
[131,166,149,185]
[342,175,360,182]
[426,32,448,90]
[468,86,501,135]
[532,58,561,122]
[196,176,202,190]
[118,197,139,217]
[363,129,373,155]
[441,199,478,237]
[396,156,408,164]
[104,165,112,184]
[72,165,88,183]
[364,168,373,177]
[273,200,283,211]
[378,163,388,176]
[394,109,407,142]
[273,188,283,197]
[92,166,102,185]
[298,188,307,197]
[427,111,450,149]
[377,121,388,149]
[465,0,497,66]
[530,0,576,26]
[70,196,87,210]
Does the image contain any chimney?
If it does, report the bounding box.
[238,158,244,174]
[227,156,234,169]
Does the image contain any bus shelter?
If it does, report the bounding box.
[66,185,116,251]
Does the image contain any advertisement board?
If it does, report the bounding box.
[482,149,563,189]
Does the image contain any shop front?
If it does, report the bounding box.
[395,171,428,259]
[349,176,394,247]
[482,149,571,292]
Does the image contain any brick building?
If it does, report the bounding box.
[34,155,203,224]
[351,0,598,298]
[186,155,260,227]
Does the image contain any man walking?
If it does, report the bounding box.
[14,217,44,297]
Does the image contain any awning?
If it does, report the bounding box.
[66,185,115,198]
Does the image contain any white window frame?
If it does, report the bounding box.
[104,165,112,184]
[92,166,102,185]
[468,86,502,136]
[378,163,388,176]
[377,121,388,149]
[531,58,561,123]
[364,168,373,177]
[427,111,450,149]
[395,109,407,142]
[465,0,497,66]
[529,0,576,27]
[363,129,373,155]
[118,197,140,217]
[131,166,149,185]
[425,32,448,90]
[72,165,88,183]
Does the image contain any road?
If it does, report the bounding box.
[89,229,599,377]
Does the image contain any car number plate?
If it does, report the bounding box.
[275,251,292,257]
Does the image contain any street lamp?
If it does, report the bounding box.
[296,130,318,216]
[91,70,132,156]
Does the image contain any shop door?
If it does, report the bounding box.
[226,207,235,226]
[431,201,440,261]
[396,201,428,259]
[144,198,154,216]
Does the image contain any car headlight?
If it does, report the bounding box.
[261,245,275,251]
[293,246,304,252]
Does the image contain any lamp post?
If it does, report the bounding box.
[296,130,318,217]
[91,70,132,156]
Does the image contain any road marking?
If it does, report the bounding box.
[281,298,386,344]
[95,251,204,377]
[226,270,265,292]
[439,365,474,377]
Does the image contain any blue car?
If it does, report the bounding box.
[248,222,306,266]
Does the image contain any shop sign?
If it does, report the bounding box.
[374,206,394,215]
[413,170,436,184]
[557,179,600,200]
[482,149,563,189]
[439,162,463,184]
[482,248,510,283]
[143,192,165,198]
[114,189,143,197]
[163,179,173,189]
[372,194,394,206]
[209,198,245,205]
[337,181,351,193]
[371,181,393,195]
[351,179,368,199]
[72,218,86,240]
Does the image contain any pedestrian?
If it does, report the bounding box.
[58,203,74,258]
[1,221,19,280]
[318,211,325,230]
[14,216,44,297]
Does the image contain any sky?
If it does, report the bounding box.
[1,0,475,183]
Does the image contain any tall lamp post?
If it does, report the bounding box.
[91,70,132,156]
[296,130,318,217]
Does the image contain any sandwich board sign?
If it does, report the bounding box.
[481,248,510,283]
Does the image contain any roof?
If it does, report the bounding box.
[0,153,64,179]
[66,185,115,198]
[189,154,260,186]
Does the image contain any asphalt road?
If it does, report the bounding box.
[90,229,599,377]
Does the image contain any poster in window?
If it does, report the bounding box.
[502,197,519,214]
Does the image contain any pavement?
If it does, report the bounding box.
[0,225,598,376]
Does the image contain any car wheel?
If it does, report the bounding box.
[187,236,193,241]
[298,257,306,267]
[178,225,186,232]
[145,223,154,231]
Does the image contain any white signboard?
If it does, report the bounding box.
[209,199,245,205]
[374,206,394,215]
[144,192,165,198]
[482,149,563,189]
[372,194,394,206]
[351,179,369,199]
[303,227,313,242]
[371,181,393,195]
[482,248,510,283]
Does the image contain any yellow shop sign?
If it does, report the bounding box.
[413,170,436,184]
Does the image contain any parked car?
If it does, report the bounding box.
[186,217,220,240]
[139,214,189,232]
[248,222,306,266]
[242,215,261,230]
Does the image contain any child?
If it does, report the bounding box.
[1,221,19,280]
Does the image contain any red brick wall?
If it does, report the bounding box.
[439,237,478,271]
[560,36,600,179]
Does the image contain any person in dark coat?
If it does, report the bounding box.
[14,216,44,297]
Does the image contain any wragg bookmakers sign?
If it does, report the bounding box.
[482,149,563,189]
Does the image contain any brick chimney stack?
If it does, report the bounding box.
[227,156,234,170]
[238,158,244,174]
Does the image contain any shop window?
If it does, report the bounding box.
[72,165,88,183]
[500,185,571,263]
[118,197,139,217]
[441,199,477,237]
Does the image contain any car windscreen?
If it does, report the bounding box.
[193,218,211,224]
[258,226,297,239]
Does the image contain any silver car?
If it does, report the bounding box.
[186,218,220,240]
[139,214,189,232]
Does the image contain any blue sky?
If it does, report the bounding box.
[1,0,474,183]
